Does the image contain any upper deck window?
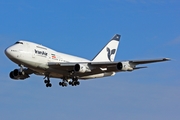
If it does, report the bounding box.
[15,41,23,44]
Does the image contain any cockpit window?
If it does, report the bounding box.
[15,41,23,44]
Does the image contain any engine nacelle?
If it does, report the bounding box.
[117,62,134,71]
[74,64,90,73]
[9,69,29,80]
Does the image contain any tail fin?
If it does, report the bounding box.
[92,34,121,62]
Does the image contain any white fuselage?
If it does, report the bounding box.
[5,41,114,79]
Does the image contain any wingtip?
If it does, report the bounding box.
[163,58,171,61]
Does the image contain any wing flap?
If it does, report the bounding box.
[48,62,76,66]
[90,62,117,67]
[48,62,77,71]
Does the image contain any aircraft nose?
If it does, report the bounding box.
[4,47,12,58]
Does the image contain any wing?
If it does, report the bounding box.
[89,58,170,72]
[48,58,170,78]
[129,58,171,65]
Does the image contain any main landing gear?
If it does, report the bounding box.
[44,76,52,87]
[59,77,80,87]
[43,76,80,88]
[59,81,68,87]
[69,77,80,86]
[69,81,80,86]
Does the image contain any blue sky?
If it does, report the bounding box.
[0,0,180,120]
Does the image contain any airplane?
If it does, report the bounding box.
[4,34,170,87]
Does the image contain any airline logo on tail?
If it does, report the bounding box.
[91,34,120,62]
[107,47,116,61]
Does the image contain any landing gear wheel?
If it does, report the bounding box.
[46,83,52,87]
[69,81,72,85]
[49,83,52,87]
[59,82,62,86]
[64,82,67,86]
[76,81,80,85]
[44,80,48,84]
[71,80,80,86]
[59,82,68,87]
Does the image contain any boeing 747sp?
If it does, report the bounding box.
[4,34,170,87]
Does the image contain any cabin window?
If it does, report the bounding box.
[15,41,23,44]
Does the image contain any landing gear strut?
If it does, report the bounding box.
[44,76,52,87]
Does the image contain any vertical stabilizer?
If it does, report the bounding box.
[92,34,120,62]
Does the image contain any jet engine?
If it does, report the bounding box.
[74,64,90,73]
[117,62,134,71]
[9,69,29,80]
